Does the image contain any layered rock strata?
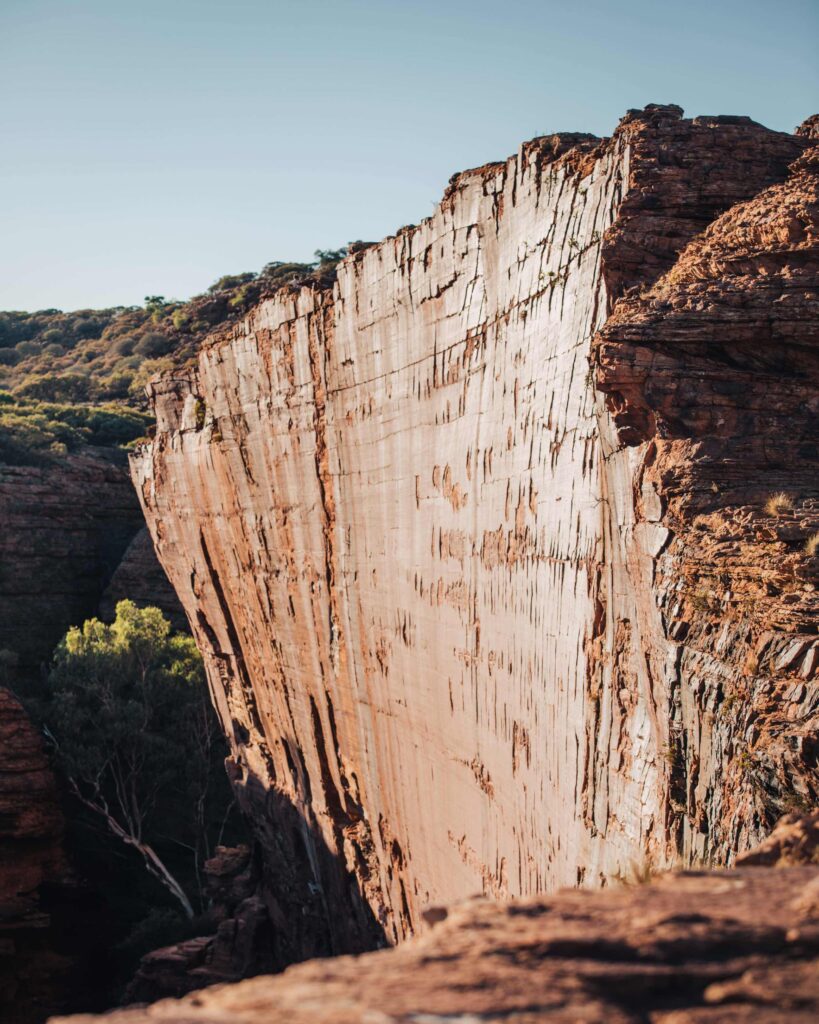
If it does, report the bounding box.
[593,131,819,859]
[0,449,180,673]
[131,105,816,963]
[0,687,71,1023]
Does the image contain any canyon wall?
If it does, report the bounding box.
[0,449,181,674]
[0,450,184,1016]
[131,106,817,961]
[0,687,71,1023]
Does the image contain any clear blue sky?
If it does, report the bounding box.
[1,0,816,312]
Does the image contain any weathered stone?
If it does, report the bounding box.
[594,126,819,861]
[0,688,72,1023]
[736,811,819,867]
[128,107,817,969]
[123,845,273,1004]
[52,860,819,1023]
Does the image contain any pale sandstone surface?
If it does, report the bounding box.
[129,105,815,974]
[53,851,819,1023]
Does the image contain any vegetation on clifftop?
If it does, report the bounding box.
[0,248,360,463]
[0,392,153,465]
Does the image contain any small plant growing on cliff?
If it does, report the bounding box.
[765,492,794,516]
[41,601,236,919]
[690,587,718,613]
[804,532,819,557]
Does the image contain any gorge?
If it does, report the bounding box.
[128,103,818,971]
[1,101,817,1021]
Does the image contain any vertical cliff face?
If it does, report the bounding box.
[0,688,71,1023]
[132,106,814,959]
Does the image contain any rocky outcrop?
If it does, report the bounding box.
[593,133,819,860]
[124,845,272,1003]
[0,688,71,1023]
[53,836,819,1023]
[130,105,816,969]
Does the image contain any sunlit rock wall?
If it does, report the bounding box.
[132,106,812,959]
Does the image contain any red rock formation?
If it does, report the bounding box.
[124,845,273,1003]
[52,837,819,1023]
[593,129,819,859]
[0,688,71,1023]
[130,106,816,970]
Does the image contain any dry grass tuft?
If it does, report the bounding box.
[765,492,795,516]
[804,532,819,557]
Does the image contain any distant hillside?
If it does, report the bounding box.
[0,252,350,465]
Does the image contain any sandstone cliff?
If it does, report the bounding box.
[131,105,817,964]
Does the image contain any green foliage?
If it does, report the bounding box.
[313,247,348,267]
[0,391,152,464]
[207,271,257,294]
[0,246,360,465]
[14,372,91,402]
[134,331,175,358]
[40,601,235,918]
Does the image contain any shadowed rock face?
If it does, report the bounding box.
[0,450,144,670]
[51,816,819,1023]
[129,105,816,966]
[0,449,182,673]
[0,688,71,1023]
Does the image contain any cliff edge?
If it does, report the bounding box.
[53,814,819,1023]
[130,105,818,964]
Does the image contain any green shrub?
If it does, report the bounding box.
[0,245,355,462]
[0,391,152,463]
[134,332,174,358]
[40,601,237,919]
[14,373,91,403]
[207,271,256,294]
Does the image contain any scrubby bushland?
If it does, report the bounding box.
[0,248,366,464]
[0,391,153,464]
[0,248,361,420]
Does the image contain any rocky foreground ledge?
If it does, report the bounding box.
[55,816,819,1023]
